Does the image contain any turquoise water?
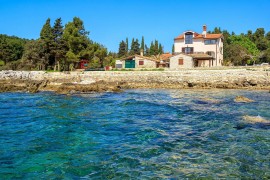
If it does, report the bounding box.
[0,89,270,179]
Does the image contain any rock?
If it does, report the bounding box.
[234,95,254,103]
[198,97,220,104]
[78,79,96,84]
[248,79,257,86]
[243,115,269,124]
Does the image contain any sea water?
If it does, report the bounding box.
[0,89,269,179]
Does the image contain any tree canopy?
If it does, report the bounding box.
[8,17,108,71]
[1,20,270,70]
[209,27,270,65]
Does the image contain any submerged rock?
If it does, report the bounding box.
[243,115,269,124]
[197,97,221,104]
[234,115,270,130]
[234,96,254,103]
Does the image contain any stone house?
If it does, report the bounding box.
[119,55,158,69]
[173,25,223,67]
[169,53,213,69]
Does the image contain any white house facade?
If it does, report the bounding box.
[174,25,223,67]
[118,55,157,69]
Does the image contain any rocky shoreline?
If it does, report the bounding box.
[0,69,270,94]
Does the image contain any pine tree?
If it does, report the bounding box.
[213,27,221,34]
[133,39,140,55]
[52,18,67,71]
[246,30,254,42]
[62,17,91,70]
[40,18,53,41]
[118,40,126,57]
[40,18,54,69]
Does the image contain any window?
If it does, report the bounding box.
[206,51,215,58]
[178,58,184,65]
[182,47,194,54]
[220,47,223,54]
[139,60,144,65]
[185,32,193,44]
[204,39,217,45]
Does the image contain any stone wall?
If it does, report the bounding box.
[170,54,193,69]
[1,69,270,91]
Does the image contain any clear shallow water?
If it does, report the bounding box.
[0,89,269,179]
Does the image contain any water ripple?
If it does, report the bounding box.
[0,89,269,179]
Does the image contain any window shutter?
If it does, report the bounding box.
[178,58,184,65]
[190,47,194,54]
[182,48,185,53]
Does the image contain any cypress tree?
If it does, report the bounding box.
[172,44,175,54]
[130,38,135,55]
[145,45,149,56]
[149,41,154,55]
[154,40,159,55]
[125,37,129,55]
[140,36,145,52]
[158,43,163,54]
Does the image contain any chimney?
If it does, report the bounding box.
[202,25,207,37]
[140,49,144,56]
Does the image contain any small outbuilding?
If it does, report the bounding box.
[169,53,213,69]
[115,60,123,68]
[118,55,158,69]
[77,59,89,69]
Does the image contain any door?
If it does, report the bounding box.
[125,60,135,68]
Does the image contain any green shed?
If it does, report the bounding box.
[125,60,135,68]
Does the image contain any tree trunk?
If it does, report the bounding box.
[54,57,57,71]
[57,60,60,71]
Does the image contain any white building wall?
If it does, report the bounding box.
[135,57,156,68]
[169,54,193,69]
[120,60,126,68]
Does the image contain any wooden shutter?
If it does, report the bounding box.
[190,47,194,54]
[178,58,184,65]
[182,47,185,53]
[139,61,144,65]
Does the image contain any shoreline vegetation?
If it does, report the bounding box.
[1,17,270,72]
[0,67,269,94]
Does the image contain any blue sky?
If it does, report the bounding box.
[1,0,270,53]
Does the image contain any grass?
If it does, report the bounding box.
[111,68,164,71]
[45,70,60,73]
[246,68,257,71]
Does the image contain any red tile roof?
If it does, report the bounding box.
[160,53,173,60]
[174,34,184,40]
[194,34,222,39]
[174,32,222,40]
